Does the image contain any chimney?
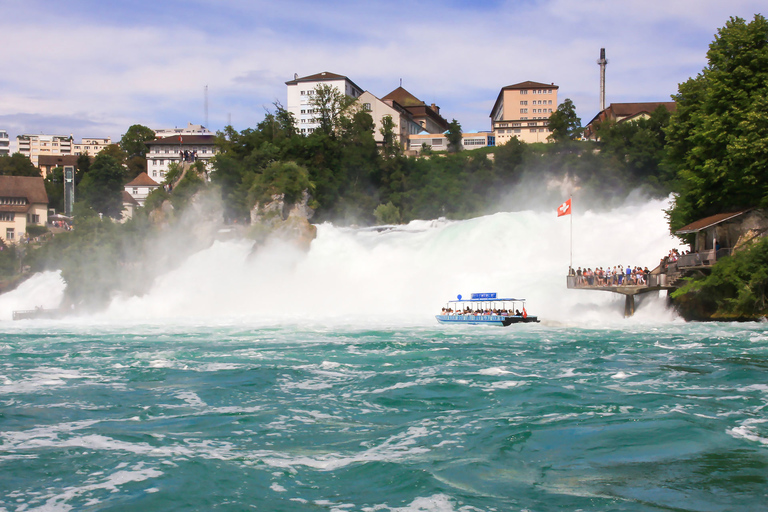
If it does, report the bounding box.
[431,103,439,114]
[597,48,608,112]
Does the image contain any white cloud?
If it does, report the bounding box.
[0,0,764,138]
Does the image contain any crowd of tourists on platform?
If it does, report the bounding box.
[569,265,652,287]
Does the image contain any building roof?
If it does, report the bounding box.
[584,102,677,136]
[125,172,160,187]
[676,209,752,234]
[37,155,82,168]
[285,71,364,93]
[122,190,140,206]
[382,87,425,108]
[500,81,559,91]
[490,81,559,118]
[0,176,49,204]
[146,134,216,145]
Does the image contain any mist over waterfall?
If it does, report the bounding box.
[86,196,682,325]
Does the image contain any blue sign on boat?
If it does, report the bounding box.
[471,293,497,299]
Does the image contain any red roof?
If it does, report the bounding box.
[676,209,752,234]
[125,172,160,187]
[0,176,49,204]
[122,190,139,206]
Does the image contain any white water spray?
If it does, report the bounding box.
[89,197,685,326]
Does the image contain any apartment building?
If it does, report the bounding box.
[381,87,449,134]
[154,122,212,139]
[0,176,49,244]
[490,81,559,144]
[358,92,422,149]
[72,137,112,156]
[145,135,216,181]
[16,134,73,167]
[0,130,9,156]
[286,72,364,135]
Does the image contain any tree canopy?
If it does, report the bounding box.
[666,14,768,230]
[77,153,125,219]
[120,124,156,158]
[547,99,582,142]
[0,153,40,176]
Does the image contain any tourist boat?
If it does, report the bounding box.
[435,293,539,326]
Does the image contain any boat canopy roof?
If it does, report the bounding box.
[446,293,525,303]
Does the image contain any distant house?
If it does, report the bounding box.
[71,137,113,156]
[125,172,161,207]
[583,102,676,140]
[490,81,559,145]
[358,91,422,149]
[0,176,49,244]
[16,134,73,168]
[153,123,212,139]
[381,87,449,134]
[37,155,83,179]
[286,71,365,135]
[0,130,9,156]
[121,190,140,222]
[407,132,495,154]
[145,135,216,182]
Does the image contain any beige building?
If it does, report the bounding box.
[382,87,449,134]
[490,81,559,144]
[0,176,49,244]
[16,134,73,167]
[407,132,495,154]
[72,137,113,156]
[154,122,212,139]
[583,102,676,140]
[37,155,82,178]
[358,91,422,149]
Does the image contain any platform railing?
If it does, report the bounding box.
[567,273,667,289]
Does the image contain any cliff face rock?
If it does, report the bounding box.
[250,189,317,251]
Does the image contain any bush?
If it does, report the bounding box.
[373,202,401,225]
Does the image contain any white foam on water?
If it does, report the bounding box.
[1,197,682,327]
[0,270,65,321]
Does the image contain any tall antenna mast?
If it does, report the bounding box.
[204,85,209,128]
[597,48,608,112]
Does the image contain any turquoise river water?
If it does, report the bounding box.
[1,201,767,510]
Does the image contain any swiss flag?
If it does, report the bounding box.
[557,198,571,217]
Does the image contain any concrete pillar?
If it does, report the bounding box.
[624,294,635,317]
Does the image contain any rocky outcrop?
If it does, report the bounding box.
[250,189,317,251]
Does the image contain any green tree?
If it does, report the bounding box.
[99,144,128,165]
[310,84,357,136]
[76,153,92,184]
[547,98,582,142]
[0,153,40,176]
[446,119,463,153]
[77,154,125,218]
[597,105,674,190]
[120,124,156,158]
[379,115,401,159]
[666,14,768,230]
[249,161,312,207]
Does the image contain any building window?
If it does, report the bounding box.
[133,188,138,195]
[26,213,40,224]
[514,129,521,133]
[432,139,443,146]
[520,109,528,113]
[6,228,14,240]
[520,90,527,95]
[0,212,14,221]
[520,101,528,105]
[363,103,371,111]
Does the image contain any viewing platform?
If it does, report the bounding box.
[566,274,674,316]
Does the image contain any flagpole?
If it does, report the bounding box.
[569,195,573,271]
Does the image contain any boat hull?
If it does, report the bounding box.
[435,314,539,326]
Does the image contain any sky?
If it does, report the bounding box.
[0,0,764,143]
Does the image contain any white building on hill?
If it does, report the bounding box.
[286,72,364,135]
